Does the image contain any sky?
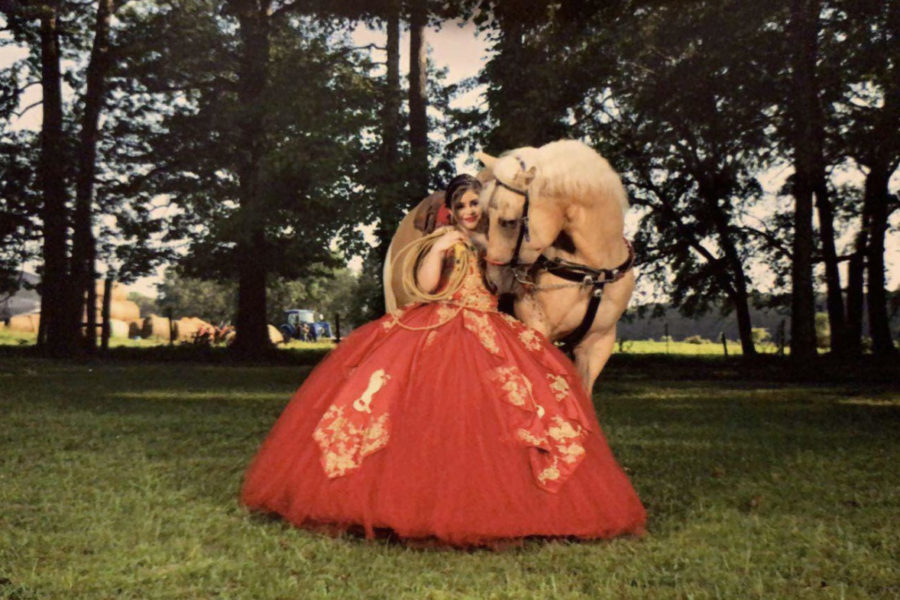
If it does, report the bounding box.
[2,18,898,301]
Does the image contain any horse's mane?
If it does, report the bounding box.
[496,140,628,212]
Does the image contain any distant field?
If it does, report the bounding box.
[1,329,778,356]
[0,329,335,351]
[618,339,782,356]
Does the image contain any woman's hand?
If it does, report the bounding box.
[431,228,466,253]
[416,229,466,294]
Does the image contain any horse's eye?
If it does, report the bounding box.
[499,218,517,229]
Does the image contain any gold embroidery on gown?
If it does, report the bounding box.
[463,310,501,354]
[313,369,393,478]
[518,328,543,351]
[489,366,534,408]
[546,374,570,401]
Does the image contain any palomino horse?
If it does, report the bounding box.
[478,140,635,394]
[383,140,633,394]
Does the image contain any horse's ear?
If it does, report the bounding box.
[517,165,537,187]
[475,151,496,169]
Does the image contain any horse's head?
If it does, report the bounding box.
[476,150,563,271]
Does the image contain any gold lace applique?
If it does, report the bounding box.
[546,374,570,401]
[313,369,393,478]
[489,366,534,408]
[499,312,520,328]
[424,329,439,348]
[556,440,586,465]
[547,415,581,442]
[352,369,391,414]
[435,303,460,325]
[518,328,543,352]
[516,428,547,446]
[537,461,562,485]
[464,309,500,354]
[447,246,497,311]
[360,413,390,456]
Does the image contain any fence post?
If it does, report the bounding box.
[664,322,670,354]
[720,331,728,357]
[334,314,341,344]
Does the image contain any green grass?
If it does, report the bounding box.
[1,329,764,356]
[1,357,898,599]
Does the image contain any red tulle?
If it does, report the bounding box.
[241,300,646,546]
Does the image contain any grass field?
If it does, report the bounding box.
[1,355,898,599]
[1,329,773,356]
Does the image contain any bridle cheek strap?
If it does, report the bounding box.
[490,178,531,268]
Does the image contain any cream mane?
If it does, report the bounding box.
[493,140,628,213]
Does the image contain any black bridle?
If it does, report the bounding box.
[486,157,532,269]
[484,156,637,356]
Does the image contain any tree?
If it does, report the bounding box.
[68,0,115,353]
[3,2,74,355]
[835,0,900,356]
[111,1,379,356]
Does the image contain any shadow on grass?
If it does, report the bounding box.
[2,356,898,549]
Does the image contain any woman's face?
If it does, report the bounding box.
[453,189,482,231]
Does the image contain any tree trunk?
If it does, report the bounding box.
[37,7,74,357]
[375,0,402,264]
[706,192,756,356]
[407,1,429,202]
[70,0,114,354]
[230,0,272,356]
[814,181,848,355]
[845,213,867,356]
[865,163,897,355]
[787,0,819,362]
[100,275,112,351]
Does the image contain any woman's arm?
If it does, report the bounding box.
[416,229,466,293]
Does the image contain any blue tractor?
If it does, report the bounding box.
[280,309,333,342]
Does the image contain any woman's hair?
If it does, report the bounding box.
[444,174,483,209]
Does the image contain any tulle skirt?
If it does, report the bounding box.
[241,302,646,546]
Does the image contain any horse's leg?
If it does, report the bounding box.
[514,294,551,337]
[573,325,617,396]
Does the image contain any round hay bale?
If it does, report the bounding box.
[109,300,140,322]
[177,317,201,341]
[111,283,128,302]
[268,324,284,344]
[108,318,130,339]
[141,314,178,341]
[95,280,128,302]
[9,313,40,333]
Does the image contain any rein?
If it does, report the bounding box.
[518,238,636,357]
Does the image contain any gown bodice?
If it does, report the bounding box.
[442,242,497,312]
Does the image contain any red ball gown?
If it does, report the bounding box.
[241,244,646,546]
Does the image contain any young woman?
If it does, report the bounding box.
[240,175,646,546]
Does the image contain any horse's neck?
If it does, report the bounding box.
[545,200,627,268]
